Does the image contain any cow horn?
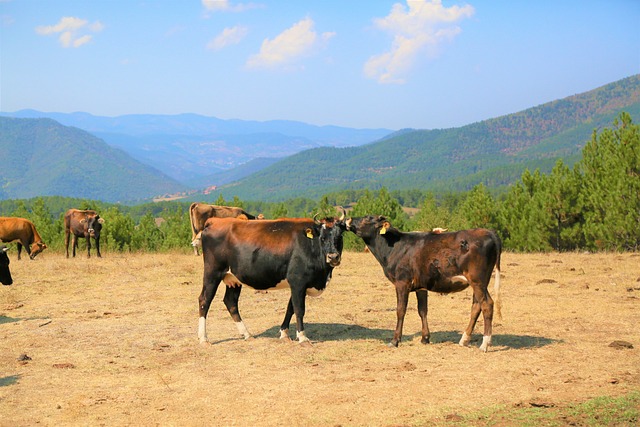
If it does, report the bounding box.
[337,206,345,221]
[2,247,8,253]
[313,213,321,224]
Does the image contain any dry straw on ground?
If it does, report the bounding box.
[1,250,639,426]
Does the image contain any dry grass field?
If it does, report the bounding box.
[1,249,639,426]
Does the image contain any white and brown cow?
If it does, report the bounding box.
[64,209,105,258]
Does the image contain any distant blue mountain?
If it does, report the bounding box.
[0,111,393,184]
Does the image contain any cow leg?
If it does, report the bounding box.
[278,297,294,341]
[289,287,310,344]
[478,284,494,352]
[86,235,92,258]
[390,284,410,347]
[222,286,251,340]
[16,243,23,260]
[64,231,70,258]
[72,235,78,257]
[95,237,101,258]
[416,290,430,344]
[197,268,224,344]
[460,283,494,352]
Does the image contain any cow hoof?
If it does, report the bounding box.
[459,332,471,347]
[279,329,291,341]
[479,336,491,352]
[199,339,210,345]
[421,338,430,345]
[387,341,399,348]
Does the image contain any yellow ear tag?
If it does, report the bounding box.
[379,226,386,235]
[306,229,313,239]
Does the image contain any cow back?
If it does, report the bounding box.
[202,217,331,290]
[0,217,37,243]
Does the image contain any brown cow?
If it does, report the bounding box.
[198,212,346,344]
[347,215,501,352]
[64,209,105,258]
[189,203,260,255]
[0,217,48,260]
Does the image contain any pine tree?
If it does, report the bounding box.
[459,183,498,230]
[578,112,640,250]
[411,192,453,231]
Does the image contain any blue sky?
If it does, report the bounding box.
[1,0,638,130]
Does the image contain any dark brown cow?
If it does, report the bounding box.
[0,217,48,260]
[198,213,346,344]
[347,215,502,352]
[0,246,12,285]
[189,203,260,255]
[64,209,105,258]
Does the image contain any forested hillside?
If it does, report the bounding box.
[1,113,637,253]
[0,110,392,183]
[208,75,640,201]
[0,118,186,202]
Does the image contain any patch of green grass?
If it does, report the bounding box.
[425,391,640,426]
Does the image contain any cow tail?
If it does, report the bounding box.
[189,203,199,236]
[492,231,502,322]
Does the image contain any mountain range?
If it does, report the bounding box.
[0,117,185,202]
[0,110,392,184]
[207,74,640,201]
[1,74,638,203]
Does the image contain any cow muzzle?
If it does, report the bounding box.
[326,253,341,267]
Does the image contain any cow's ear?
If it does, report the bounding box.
[305,228,314,239]
[98,218,105,224]
[79,219,87,224]
[379,221,390,235]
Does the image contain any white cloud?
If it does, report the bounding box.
[202,0,261,14]
[365,0,474,84]
[207,25,248,50]
[35,16,104,48]
[246,17,334,69]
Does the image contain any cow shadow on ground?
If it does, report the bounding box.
[0,315,21,325]
[257,323,559,350]
[0,375,20,387]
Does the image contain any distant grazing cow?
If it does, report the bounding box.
[0,246,12,285]
[0,217,48,260]
[198,211,346,344]
[64,209,105,258]
[346,215,501,352]
[189,203,261,255]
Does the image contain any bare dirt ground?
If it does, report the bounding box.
[1,250,639,426]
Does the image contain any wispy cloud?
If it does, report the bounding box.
[365,0,474,84]
[202,0,262,15]
[35,16,104,48]
[207,25,248,50]
[246,17,335,69]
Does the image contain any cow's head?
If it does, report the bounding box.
[345,215,391,241]
[0,246,13,286]
[29,242,47,260]
[83,215,105,238]
[314,208,347,267]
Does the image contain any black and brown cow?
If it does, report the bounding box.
[0,217,48,260]
[347,215,502,352]
[0,246,12,285]
[189,203,261,255]
[198,211,346,344]
[64,209,105,258]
